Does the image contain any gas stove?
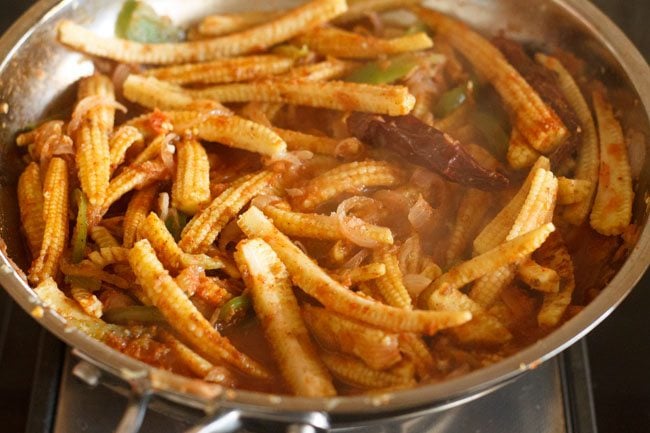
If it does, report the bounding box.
[0,1,649,432]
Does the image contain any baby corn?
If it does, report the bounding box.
[193,11,282,38]
[172,138,211,215]
[557,177,592,205]
[74,74,115,206]
[536,233,575,327]
[302,304,401,370]
[320,351,415,389]
[29,158,69,284]
[235,239,336,396]
[70,285,103,319]
[535,54,599,226]
[17,162,44,256]
[507,128,542,170]
[180,171,274,253]
[109,125,143,174]
[335,0,422,24]
[273,127,363,157]
[139,212,223,271]
[414,6,567,153]
[446,188,490,266]
[238,207,472,335]
[261,204,393,245]
[129,239,270,378]
[57,0,347,64]
[294,27,432,59]
[373,249,413,309]
[122,185,158,248]
[145,55,294,85]
[299,160,402,211]
[589,89,633,235]
[517,258,560,293]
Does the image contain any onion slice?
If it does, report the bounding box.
[67,95,127,136]
[402,273,432,298]
[337,196,383,248]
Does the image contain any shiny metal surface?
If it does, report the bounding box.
[55,348,568,433]
[0,0,648,425]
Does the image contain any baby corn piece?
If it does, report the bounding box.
[144,55,294,85]
[195,276,233,307]
[74,74,115,207]
[507,127,542,170]
[158,329,217,378]
[446,188,490,266]
[557,177,592,205]
[97,159,169,221]
[299,160,403,211]
[132,133,175,165]
[332,263,387,285]
[414,6,567,153]
[535,54,599,226]
[193,11,282,38]
[373,249,413,310]
[427,288,512,345]
[589,89,633,235]
[60,260,129,289]
[139,213,223,271]
[123,185,158,248]
[109,125,143,174]
[335,0,423,24]
[294,27,432,59]
[517,258,560,293]
[399,235,422,275]
[469,169,557,307]
[302,304,401,370]
[420,223,556,306]
[235,239,336,396]
[180,171,274,253]
[123,75,198,110]
[174,266,202,297]
[87,247,130,269]
[238,207,471,335]
[536,233,575,327]
[473,157,550,255]
[261,204,393,245]
[172,138,211,215]
[29,158,69,284]
[273,127,363,157]
[129,239,270,378]
[399,333,436,380]
[70,285,103,319]
[17,162,44,257]
[34,278,131,341]
[283,58,359,81]
[190,79,416,116]
[89,226,120,248]
[320,350,415,389]
[57,0,347,64]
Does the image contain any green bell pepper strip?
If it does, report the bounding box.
[345,53,443,85]
[217,294,253,329]
[116,0,184,43]
[472,111,510,161]
[103,305,167,325]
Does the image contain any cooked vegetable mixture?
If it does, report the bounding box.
[15,0,638,396]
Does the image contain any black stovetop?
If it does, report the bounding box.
[1,1,649,432]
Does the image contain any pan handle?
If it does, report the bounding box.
[186,409,330,433]
[115,390,152,433]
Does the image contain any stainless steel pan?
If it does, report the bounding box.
[0,1,648,431]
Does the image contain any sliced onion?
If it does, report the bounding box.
[250,194,283,210]
[408,195,436,231]
[402,273,433,298]
[410,167,438,190]
[398,234,421,274]
[334,137,363,158]
[157,192,170,221]
[266,150,313,168]
[67,95,127,136]
[293,240,308,254]
[111,63,140,95]
[285,188,304,197]
[337,196,382,248]
[342,248,369,269]
[373,189,410,214]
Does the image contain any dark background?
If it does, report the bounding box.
[0,1,648,432]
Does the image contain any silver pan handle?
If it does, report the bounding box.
[186,409,330,433]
